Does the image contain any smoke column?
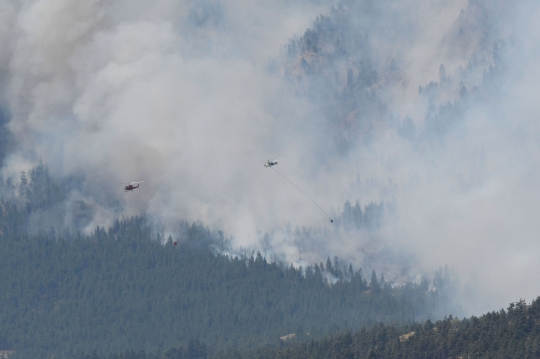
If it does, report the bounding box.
[1,0,540,315]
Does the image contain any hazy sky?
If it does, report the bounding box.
[1,0,540,315]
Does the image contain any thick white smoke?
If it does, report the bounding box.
[1,0,330,232]
[1,0,540,315]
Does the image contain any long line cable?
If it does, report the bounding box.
[270,167,333,223]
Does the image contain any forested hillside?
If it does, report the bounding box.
[0,207,454,359]
[231,298,540,359]
[0,0,535,357]
[278,0,507,155]
[78,297,540,359]
[0,165,457,358]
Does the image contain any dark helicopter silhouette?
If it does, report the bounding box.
[123,181,144,192]
[263,159,278,167]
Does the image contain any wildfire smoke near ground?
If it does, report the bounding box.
[1,0,540,357]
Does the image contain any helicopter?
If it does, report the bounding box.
[124,181,144,192]
[263,159,278,167]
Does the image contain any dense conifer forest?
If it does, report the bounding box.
[0,204,452,357]
[75,298,540,359]
[0,172,454,358]
[232,298,540,359]
[0,0,536,358]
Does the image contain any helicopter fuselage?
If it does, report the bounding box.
[124,183,140,191]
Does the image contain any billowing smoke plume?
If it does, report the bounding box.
[1,0,540,315]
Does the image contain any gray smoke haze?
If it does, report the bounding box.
[1,0,540,315]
